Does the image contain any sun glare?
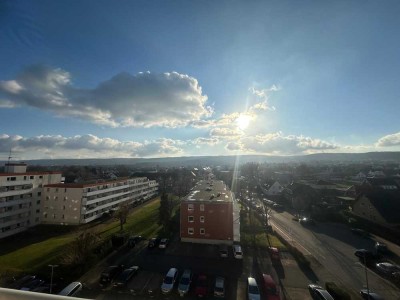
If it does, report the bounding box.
[236,114,251,130]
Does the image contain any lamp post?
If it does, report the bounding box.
[48,264,59,294]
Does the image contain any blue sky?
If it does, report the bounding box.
[1,0,400,159]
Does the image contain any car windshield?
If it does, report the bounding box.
[249,285,259,294]
[164,276,173,285]
[180,277,190,285]
[215,286,224,292]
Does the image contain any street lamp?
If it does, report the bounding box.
[363,254,370,297]
[48,264,59,294]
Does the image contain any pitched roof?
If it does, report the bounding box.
[363,190,400,224]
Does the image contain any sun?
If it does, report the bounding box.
[236,114,251,130]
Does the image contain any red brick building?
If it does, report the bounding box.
[180,180,240,244]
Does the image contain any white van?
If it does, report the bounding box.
[58,281,82,296]
[233,244,243,259]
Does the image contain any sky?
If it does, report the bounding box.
[0,0,400,159]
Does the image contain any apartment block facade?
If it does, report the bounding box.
[42,177,158,225]
[180,180,240,245]
[0,163,62,239]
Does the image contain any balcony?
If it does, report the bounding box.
[0,198,31,209]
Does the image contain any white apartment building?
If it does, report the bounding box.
[0,163,62,239]
[42,177,158,225]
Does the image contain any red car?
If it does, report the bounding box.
[194,274,208,297]
[262,274,280,300]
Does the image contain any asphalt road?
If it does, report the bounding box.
[269,210,400,299]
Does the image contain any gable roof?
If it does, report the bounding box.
[362,190,400,224]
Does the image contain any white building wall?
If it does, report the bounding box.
[0,171,62,238]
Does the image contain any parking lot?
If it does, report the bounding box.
[78,237,245,299]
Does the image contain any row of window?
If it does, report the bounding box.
[187,228,205,235]
[188,216,205,223]
[6,175,43,181]
[187,204,205,211]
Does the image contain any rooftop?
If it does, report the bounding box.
[184,180,233,202]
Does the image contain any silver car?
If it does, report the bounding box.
[178,269,192,296]
[161,268,178,294]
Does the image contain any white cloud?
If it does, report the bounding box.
[0,134,184,158]
[210,127,243,139]
[0,65,212,128]
[376,132,400,147]
[225,132,338,155]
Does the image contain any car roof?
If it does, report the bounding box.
[215,276,224,285]
[248,277,257,286]
[167,268,178,276]
[262,274,276,285]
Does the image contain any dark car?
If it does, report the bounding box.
[354,249,374,260]
[375,241,388,254]
[100,265,124,285]
[113,266,139,287]
[351,228,369,237]
[20,279,45,291]
[299,217,315,226]
[31,285,51,293]
[128,235,143,247]
[147,237,160,248]
[12,275,36,289]
[308,284,334,300]
[194,274,208,297]
[360,289,384,300]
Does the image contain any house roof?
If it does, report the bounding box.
[362,190,400,224]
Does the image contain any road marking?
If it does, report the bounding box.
[271,220,312,256]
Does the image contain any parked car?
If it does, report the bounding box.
[247,277,261,300]
[127,235,143,247]
[308,284,334,300]
[113,266,139,287]
[194,274,208,297]
[214,276,225,298]
[161,268,178,294]
[375,241,388,254]
[159,238,169,249]
[58,282,83,297]
[178,269,192,296]
[299,217,315,226]
[360,289,384,300]
[20,279,45,291]
[13,275,36,289]
[354,249,374,260]
[148,237,160,248]
[100,265,124,285]
[376,262,400,276]
[233,244,243,259]
[269,247,280,261]
[351,228,369,237]
[262,274,280,300]
[219,244,229,258]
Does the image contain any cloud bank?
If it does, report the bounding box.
[0,65,212,127]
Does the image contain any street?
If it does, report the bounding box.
[269,209,400,299]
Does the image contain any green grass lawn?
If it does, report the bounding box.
[240,209,286,250]
[0,197,162,275]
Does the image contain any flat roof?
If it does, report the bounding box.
[0,171,62,176]
[44,177,148,188]
[184,180,233,202]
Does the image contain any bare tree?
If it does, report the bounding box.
[62,231,101,266]
[115,203,130,231]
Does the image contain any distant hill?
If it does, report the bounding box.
[1,152,400,168]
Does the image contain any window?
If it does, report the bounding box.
[188,204,194,211]
[37,192,41,196]
[39,175,43,179]
[188,216,194,222]
[36,200,40,204]
[200,204,204,211]
[30,176,34,179]
[36,209,40,213]
[200,228,205,235]
[188,228,194,235]
[200,216,205,223]
[24,176,27,180]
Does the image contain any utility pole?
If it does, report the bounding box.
[48,264,59,294]
[364,254,370,296]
